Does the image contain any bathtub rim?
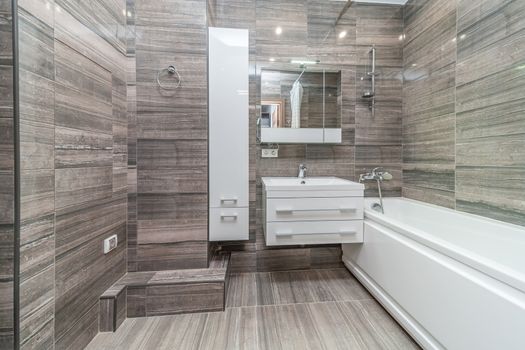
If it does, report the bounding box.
[363,197,525,295]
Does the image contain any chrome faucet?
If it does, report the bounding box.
[359,167,392,214]
[359,167,392,183]
[298,164,307,179]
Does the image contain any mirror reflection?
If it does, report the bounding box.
[260,68,341,130]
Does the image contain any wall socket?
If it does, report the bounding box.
[103,234,118,254]
[261,148,278,158]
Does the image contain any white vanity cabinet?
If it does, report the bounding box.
[208,27,249,241]
[262,177,364,246]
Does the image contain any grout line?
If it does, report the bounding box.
[225,297,376,311]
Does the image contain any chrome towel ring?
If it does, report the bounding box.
[157,65,182,90]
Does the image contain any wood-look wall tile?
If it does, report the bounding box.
[255,0,308,61]
[15,0,129,347]
[127,287,147,318]
[137,139,207,194]
[132,0,209,270]
[355,145,402,196]
[136,192,207,270]
[310,246,344,269]
[454,0,525,226]
[256,248,310,272]
[20,169,54,221]
[17,7,57,348]
[54,302,99,350]
[456,167,525,226]
[402,0,456,208]
[403,0,525,225]
[0,226,14,347]
[135,241,209,272]
[145,282,224,316]
[99,298,115,333]
[55,0,126,54]
[55,242,126,346]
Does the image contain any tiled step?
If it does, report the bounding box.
[99,252,231,332]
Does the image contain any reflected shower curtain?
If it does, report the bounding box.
[290,81,303,128]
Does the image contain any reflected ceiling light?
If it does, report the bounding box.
[338,30,347,39]
[411,63,417,67]
[269,58,275,62]
[275,27,283,35]
[460,34,466,40]
[290,60,320,65]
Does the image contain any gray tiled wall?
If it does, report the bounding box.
[403,0,525,227]
[132,0,209,271]
[0,0,15,347]
[16,0,128,348]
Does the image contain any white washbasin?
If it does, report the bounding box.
[262,176,364,191]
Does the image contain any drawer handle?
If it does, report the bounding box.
[275,229,356,237]
[275,208,357,213]
[221,197,238,204]
[221,214,238,220]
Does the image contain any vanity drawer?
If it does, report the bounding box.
[266,197,363,222]
[209,207,249,241]
[265,220,363,246]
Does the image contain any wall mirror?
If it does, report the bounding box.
[258,64,342,144]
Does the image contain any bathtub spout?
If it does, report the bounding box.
[359,167,391,214]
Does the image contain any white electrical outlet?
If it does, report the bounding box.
[261,148,278,158]
[103,234,118,254]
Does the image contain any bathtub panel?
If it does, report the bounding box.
[343,221,525,350]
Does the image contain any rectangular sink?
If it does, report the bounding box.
[262,177,364,191]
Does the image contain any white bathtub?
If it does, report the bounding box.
[342,197,525,350]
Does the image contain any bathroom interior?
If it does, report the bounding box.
[1,0,524,349]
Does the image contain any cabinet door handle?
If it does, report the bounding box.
[275,208,293,213]
[220,197,238,204]
[339,207,357,212]
[221,214,238,220]
[275,230,356,237]
[276,208,356,213]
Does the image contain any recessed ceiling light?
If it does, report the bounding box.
[338,30,347,39]
[275,27,283,35]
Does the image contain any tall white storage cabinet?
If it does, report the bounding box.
[208,27,249,241]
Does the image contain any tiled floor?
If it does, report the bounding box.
[86,268,420,350]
